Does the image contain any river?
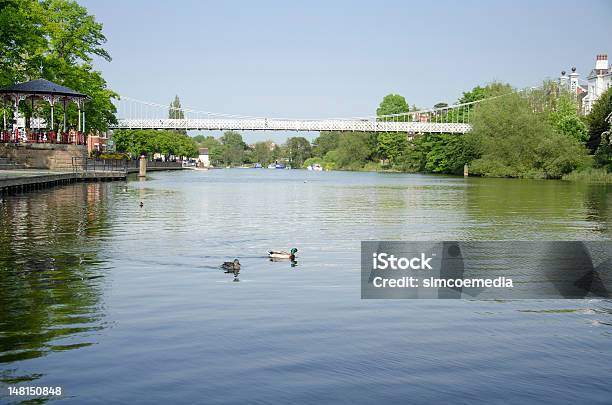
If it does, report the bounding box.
[1,169,611,404]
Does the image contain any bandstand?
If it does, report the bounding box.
[0,79,89,145]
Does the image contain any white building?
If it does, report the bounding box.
[582,54,612,114]
[558,67,587,98]
[198,148,210,167]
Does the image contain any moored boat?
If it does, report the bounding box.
[307,163,323,171]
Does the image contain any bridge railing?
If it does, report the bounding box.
[110,119,472,133]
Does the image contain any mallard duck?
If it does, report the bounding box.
[268,248,298,260]
[221,259,240,271]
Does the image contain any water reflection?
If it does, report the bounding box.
[1,170,612,404]
[582,184,612,231]
[269,258,298,268]
[224,267,240,282]
[0,183,112,389]
[463,177,612,239]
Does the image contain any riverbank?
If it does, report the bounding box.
[0,161,185,195]
[0,169,126,195]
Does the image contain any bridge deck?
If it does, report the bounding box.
[111,119,472,133]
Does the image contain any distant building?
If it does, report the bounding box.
[558,67,587,99]
[582,54,612,114]
[198,148,210,167]
[87,132,108,155]
[558,54,612,114]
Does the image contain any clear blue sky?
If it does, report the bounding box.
[82,0,612,142]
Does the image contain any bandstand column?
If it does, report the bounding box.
[31,97,35,139]
[14,95,18,142]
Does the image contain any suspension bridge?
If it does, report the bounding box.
[110,97,480,133]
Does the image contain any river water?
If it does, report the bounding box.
[1,169,611,404]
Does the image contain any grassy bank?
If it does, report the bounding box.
[562,168,612,184]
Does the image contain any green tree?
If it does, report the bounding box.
[335,132,372,170]
[219,131,246,166]
[466,92,587,178]
[286,136,312,167]
[192,134,207,143]
[458,82,513,123]
[113,129,151,157]
[548,93,588,143]
[271,143,286,162]
[439,135,476,173]
[169,95,185,119]
[377,132,407,165]
[168,95,186,134]
[0,0,46,84]
[312,131,340,157]
[113,129,196,158]
[459,82,512,104]
[252,141,274,165]
[376,94,410,164]
[587,87,612,152]
[376,94,409,118]
[43,0,111,63]
[0,0,117,132]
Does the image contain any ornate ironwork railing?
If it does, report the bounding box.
[0,130,86,145]
[110,119,472,133]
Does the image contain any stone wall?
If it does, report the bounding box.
[0,144,87,170]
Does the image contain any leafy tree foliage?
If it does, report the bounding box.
[43,0,111,63]
[376,94,409,117]
[219,131,247,166]
[336,132,372,169]
[286,136,312,167]
[459,82,512,104]
[377,132,407,165]
[547,93,587,143]
[113,130,197,158]
[252,141,274,165]
[169,95,185,119]
[0,0,117,131]
[0,0,46,84]
[375,94,410,163]
[465,92,587,178]
[588,87,612,152]
[312,131,340,156]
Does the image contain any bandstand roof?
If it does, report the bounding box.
[0,78,88,99]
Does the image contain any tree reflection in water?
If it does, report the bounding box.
[0,182,113,389]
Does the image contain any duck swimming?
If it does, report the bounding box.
[268,248,298,260]
[221,259,241,271]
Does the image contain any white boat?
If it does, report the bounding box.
[307,163,323,171]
